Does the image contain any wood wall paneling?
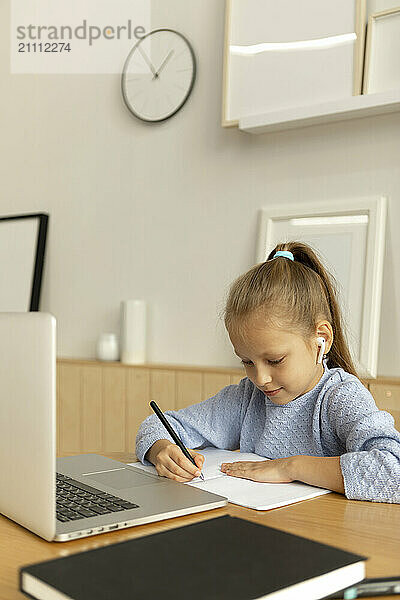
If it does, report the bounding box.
[58,363,81,454]
[150,370,176,412]
[103,367,126,453]
[176,371,203,410]
[56,360,400,457]
[126,368,151,453]
[369,383,400,431]
[202,373,231,400]
[81,366,103,453]
[230,373,245,385]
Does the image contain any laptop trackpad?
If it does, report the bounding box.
[84,468,161,490]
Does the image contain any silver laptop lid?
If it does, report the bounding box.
[0,312,56,541]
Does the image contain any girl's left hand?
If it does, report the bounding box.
[220,459,294,483]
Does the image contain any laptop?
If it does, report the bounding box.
[0,312,227,542]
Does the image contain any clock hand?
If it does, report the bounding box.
[137,44,157,77]
[153,49,174,79]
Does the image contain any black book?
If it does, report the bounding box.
[20,515,366,600]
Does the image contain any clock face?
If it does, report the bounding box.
[121,29,196,122]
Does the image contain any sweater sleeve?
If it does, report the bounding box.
[135,378,250,464]
[326,380,400,503]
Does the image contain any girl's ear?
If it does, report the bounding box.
[316,320,333,355]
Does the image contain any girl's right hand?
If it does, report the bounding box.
[145,439,205,482]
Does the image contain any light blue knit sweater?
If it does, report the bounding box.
[136,361,400,503]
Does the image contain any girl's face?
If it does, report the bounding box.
[228,312,324,405]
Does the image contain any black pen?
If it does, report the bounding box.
[326,576,400,599]
[149,400,205,481]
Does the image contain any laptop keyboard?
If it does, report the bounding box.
[56,473,139,522]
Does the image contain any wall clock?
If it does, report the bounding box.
[121,28,196,122]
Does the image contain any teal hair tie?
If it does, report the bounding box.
[273,250,294,261]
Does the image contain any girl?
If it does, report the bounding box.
[136,242,400,502]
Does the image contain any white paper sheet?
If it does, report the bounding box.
[129,448,331,510]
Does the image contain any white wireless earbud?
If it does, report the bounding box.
[316,337,326,364]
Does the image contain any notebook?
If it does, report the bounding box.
[20,515,366,600]
[129,447,331,510]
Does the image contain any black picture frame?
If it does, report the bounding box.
[0,213,49,311]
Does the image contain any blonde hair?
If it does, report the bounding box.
[224,241,358,377]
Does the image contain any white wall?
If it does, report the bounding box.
[367,0,400,14]
[1,0,399,376]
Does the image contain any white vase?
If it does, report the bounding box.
[96,333,119,361]
[120,299,147,364]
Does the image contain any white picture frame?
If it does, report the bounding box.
[363,8,400,94]
[222,0,366,127]
[256,197,387,378]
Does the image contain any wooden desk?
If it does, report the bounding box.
[1,453,399,600]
